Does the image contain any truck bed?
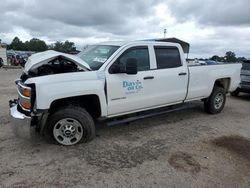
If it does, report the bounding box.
[186,63,242,101]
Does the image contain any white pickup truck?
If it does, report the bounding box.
[9,40,241,145]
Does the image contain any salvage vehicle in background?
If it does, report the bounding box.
[9,39,242,146]
[231,60,250,96]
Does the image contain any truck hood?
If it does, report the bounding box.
[24,50,91,73]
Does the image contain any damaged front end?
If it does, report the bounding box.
[9,50,90,139]
[21,50,90,81]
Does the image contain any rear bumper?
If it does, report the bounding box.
[9,100,34,139]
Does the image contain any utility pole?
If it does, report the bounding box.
[164,29,167,38]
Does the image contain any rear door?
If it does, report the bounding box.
[149,45,188,105]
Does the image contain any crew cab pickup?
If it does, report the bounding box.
[9,40,241,145]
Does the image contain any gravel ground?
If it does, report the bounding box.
[0,69,249,188]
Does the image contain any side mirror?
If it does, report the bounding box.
[126,58,138,75]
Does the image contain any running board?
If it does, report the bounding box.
[107,105,189,127]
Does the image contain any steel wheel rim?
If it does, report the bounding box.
[53,118,83,145]
[214,93,224,110]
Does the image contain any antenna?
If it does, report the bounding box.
[164,29,167,38]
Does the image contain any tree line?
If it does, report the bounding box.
[209,51,246,63]
[6,37,77,53]
[1,37,248,61]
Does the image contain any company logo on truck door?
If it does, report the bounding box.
[123,80,143,94]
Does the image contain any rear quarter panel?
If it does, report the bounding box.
[186,63,241,100]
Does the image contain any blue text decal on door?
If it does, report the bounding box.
[123,80,143,94]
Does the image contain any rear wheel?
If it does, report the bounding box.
[46,106,95,145]
[204,87,226,114]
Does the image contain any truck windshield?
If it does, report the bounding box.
[78,45,119,70]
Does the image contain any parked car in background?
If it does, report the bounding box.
[231,60,250,96]
[7,51,30,66]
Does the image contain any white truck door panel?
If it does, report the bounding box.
[106,46,158,115]
[106,72,158,115]
[150,46,188,105]
[149,67,188,105]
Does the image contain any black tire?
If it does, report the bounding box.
[46,106,95,145]
[230,88,240,97]
[204,87,226,114]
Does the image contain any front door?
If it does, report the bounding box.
[106,46,157,116]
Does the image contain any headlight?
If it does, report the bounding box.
[22,101,31,109]
[17,82,32,111]
[18,84,31,97]
[23,88,31,97]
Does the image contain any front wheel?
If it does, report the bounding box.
[204,87,226,114]
[46,106,95,146]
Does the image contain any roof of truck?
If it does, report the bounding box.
[98,41,128,46]
[98,37,190,53]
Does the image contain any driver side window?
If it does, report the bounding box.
[111,46,150,73]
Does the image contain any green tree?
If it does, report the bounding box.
[210,55,221,61]
[63,40,76,52]
[52,40,76,53]
[23,41,30,51]
[9,37,24,50]
[8,37,47,52]
[8,37,77,53]
[27,38,47,52]
[225,51,237,62]
[52,41,64,52]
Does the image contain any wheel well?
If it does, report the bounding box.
[49,95,101,118]
[214,78,231,92]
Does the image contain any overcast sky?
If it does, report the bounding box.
[1,0,250,58]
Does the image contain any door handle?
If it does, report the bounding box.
[178,72,187,76]
[144,76,154,80]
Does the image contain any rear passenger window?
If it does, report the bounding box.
[154,47,182,69]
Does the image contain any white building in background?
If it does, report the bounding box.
[0,43,7,65]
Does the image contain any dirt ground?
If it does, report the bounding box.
[0,69,249,188]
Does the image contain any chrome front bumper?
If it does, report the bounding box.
[9,101,33,139]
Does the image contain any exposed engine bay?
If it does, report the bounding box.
[20,56,85,81]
